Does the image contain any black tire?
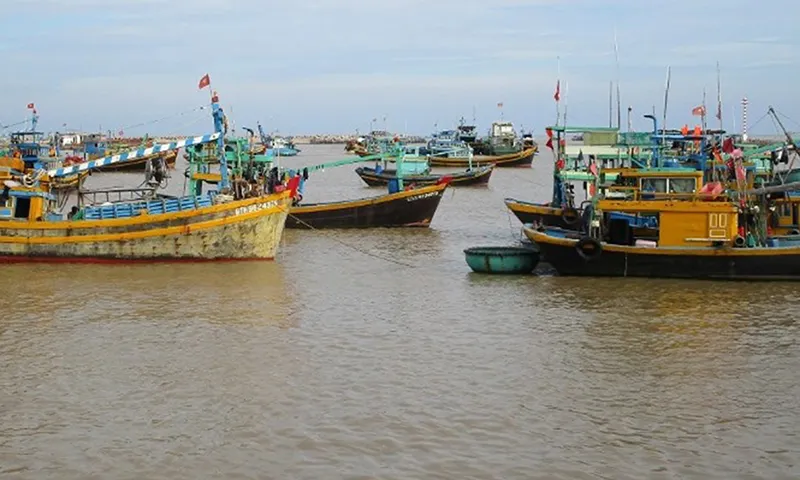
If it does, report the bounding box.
[575,236,602,261]
[562,207,580,226]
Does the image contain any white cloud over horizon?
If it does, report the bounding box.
[1,0,798,136]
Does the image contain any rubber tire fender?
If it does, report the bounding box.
[575,236,602,261]
[561,207,581,226]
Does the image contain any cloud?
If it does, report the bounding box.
[1,0,799,135]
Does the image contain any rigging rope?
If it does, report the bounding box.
[116,105,208,133]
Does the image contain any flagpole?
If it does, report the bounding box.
[701,87,708,138]
[662,66,671,161]
[614,27,621,129]
[556,56,561,126]
[716,61,723,132]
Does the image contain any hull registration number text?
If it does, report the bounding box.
[234,200,279,216]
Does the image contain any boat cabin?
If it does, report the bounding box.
[601,168,704,200]
[457,123,477,143]
[82,133,107,157]
[0,158,60,222]
[9,132,47,168]
[596,198,739,248]
[489,121,515,138]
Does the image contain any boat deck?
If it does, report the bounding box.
[81,193,216,220]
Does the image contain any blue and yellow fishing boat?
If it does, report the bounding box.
[0,91,292,262]
[524,181,800,280]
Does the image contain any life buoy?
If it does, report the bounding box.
[733,235,746,247]
[575,236,602,261]
[561,207,580,226]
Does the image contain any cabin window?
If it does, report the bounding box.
[781,204,792,218]
[13,197,30,219]
[641,178,667,193]
[668,178,696,193]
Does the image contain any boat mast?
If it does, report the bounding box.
[614,28,621,129]
[661,66,671,165]
[211,92,230,190]
[716,61,723,132]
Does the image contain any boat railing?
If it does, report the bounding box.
[78,186,158,206]
[600,189,738,203]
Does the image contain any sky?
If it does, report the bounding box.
[1,0,799,137]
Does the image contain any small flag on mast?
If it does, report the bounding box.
[497,102,503,108]
[692,105,706,116]
[27,103,34,109]
[198,74,211,90]
[554,80,561,102]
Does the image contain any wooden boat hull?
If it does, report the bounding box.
[429,147,536,168]
[355,165,493,187]
[504,198,576,229]
[287,183,447,229]
[525,226,800,280]
[505,198,659,238]
[0,192,291,262]
[95,151,178,172]
[50,171,89,190]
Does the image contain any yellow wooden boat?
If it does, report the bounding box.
[0,93,292,263]
[525,181,800,280]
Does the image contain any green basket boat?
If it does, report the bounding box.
[463,246,540,274]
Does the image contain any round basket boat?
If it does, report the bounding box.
[463,246,540,274]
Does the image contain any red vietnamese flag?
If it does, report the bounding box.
[722,137,735,154]
[691,105,706,116]
[27,103,34,109]
[545,127,554,150]
[198,74,210,90]
[554,80,561,102]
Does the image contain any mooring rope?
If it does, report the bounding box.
[280,205,420,269]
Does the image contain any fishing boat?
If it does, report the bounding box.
[485,121,524,155]
[65,133,179,173]
[428,129,468,158]
[505,122,773,232]
[345,130,396,157]
[267,137,300,156]
[257,123,300,156]
[456,118,478,143]
[286,182,449,229]
[354,145,493,187]
[4,115,88,192]
[286,147,450,229]
[356,164,492,187]
[523,181,800,280]
[0,91,293,262]
[428,146,536,168]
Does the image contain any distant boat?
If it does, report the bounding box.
[355,145,493,187]
[456,117,478,144]
[266,135,300,156]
